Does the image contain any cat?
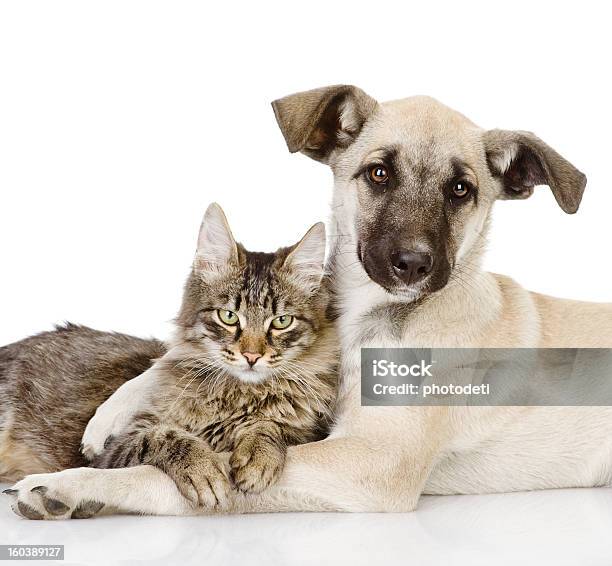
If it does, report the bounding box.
[0,203,338,516]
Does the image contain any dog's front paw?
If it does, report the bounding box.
[3,470,105,521]
[230,435,286,493]
[81,407,134,461]
[167,452,232,509]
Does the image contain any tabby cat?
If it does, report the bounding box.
[0,204,337,516]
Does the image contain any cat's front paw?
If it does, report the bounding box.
[167,452,232,509]
[3,469,105,521]
[230,435,286,493]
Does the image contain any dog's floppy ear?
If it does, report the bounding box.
[483,129,587,214]
[272,85,378,163]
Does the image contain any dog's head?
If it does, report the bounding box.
[273,85,587,301]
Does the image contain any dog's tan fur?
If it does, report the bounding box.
[6,86,612,518]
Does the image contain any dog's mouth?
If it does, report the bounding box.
[360,258,428,299]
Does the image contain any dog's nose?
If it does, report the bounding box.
[390,250,433,285]
[242,352,262,367]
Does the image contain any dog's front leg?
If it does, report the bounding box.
[6,449,346,519]
[234,436,428,513]
[6,402,443,519]
[234,406,448,514]
[5,465,196,520]
[6,428,439,518]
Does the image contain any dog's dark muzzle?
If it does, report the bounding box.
[359,239,451,296]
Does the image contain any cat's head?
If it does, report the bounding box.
[175,203,328,384]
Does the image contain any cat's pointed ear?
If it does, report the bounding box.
[284,222,326,286]
[195,203,238,273]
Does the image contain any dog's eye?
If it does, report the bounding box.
[368,165,389,185]
[452,181,471,199]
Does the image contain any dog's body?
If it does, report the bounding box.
[7,87,612,517]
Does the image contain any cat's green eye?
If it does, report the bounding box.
[217,310,239,326]
[271,315,294,330]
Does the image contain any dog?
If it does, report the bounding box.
[7,85,612,517]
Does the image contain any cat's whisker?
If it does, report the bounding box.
[209,367,230,396]
[281,364,333,401]
[162,374,200,419]
[281,359,334,378]
[274,365,309,395]
[163,355,228,412]
[194,367,223,398]
[274,364,329,412]
[281,373,328,414]
[282,358,334,372]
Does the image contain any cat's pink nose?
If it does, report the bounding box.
[242,352,262,367]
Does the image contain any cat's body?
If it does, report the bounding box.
[92,321,336,503]
[0,205,337,508]
[0,324,165,480]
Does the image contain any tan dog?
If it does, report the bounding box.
[7,86,612,517]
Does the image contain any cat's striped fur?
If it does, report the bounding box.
[0,204,337,510]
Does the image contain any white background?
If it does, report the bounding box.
[2,487,612,566]
[1,1,611,346]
